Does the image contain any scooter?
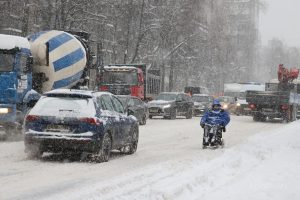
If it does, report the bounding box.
[202,123,225,149]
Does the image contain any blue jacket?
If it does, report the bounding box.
[200,109,230,126]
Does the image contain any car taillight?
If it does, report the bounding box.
[99,86,108,91]
[249,103,256,110]
[25,115,39,122]
[80,117,102,125]
[281,105,289,110]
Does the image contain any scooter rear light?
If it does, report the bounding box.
[25,115,39,122]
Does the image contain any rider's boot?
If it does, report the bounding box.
[210,136,216,146]
[203,137,209,147]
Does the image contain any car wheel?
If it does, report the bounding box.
[139,114,147,125]
[186,108,193,119]
[127,126,139,155]
[96,132,112,162]
[253,114,259,122]
[27,145,43,159]
[170,109,177,120]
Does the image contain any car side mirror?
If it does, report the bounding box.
[127,108,135,116]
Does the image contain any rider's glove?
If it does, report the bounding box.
[221,125,226,132]
[200,123,205,128]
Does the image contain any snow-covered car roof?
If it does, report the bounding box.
[44,89,113,98]
[104,66,138,70]
[192,94,210,97]
[0,34,30,50]
[116,95,140,99]
[159,92,183,95]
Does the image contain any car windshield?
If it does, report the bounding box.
[156,93,177,101]
[103,70,138,85]
[0,52,14,72]
[30,96,96,117]
[192,96,209,102]
[116,96,127,105]
[224,92,245,99]
[218,97,234,103]
[266,83,279,91]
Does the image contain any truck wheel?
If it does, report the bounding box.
[3,124,22,141]
[283,107,292,123]
[95,132,112,162]
[260,115,267,122]
[290,105,297,122]
[253,114,259,122]
[297,106,300,119]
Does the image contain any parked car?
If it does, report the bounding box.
[147,92,193,119]
[191,94,214,116]
[217,96,237,114]
[24,89,139,162]
[116,95,148,125]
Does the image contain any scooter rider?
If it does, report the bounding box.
[200,99,230,147]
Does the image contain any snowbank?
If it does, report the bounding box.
[43,120,300,200]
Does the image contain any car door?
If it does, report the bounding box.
[133,97,145,121]
[127,97,137,117]
[97,95,121,146]
[111,95,131,144]
[175,94,185,114]
[182,94,192,113]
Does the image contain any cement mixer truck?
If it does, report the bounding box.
[0,30,95,139]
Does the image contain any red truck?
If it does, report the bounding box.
[246,64,300,122]
[98,64,160,100]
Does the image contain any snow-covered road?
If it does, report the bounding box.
[0,116,299,200]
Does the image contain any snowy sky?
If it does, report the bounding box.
[259,0,300,47]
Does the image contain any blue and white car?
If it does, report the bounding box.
[24,89,139,162]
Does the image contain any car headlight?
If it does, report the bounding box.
[163,104,171,109]
[0,108,12,114]
[222,104,228,109]
[236,103,241,107]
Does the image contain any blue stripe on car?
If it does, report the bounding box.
[52,48,85,72]
[27,31,49,42]
[48,33,74,52]
[52,70,83,89]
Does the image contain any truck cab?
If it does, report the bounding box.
[0,34,34,134]
[99,66,145,99]
[246,79,300,122]
[97,64,161,101]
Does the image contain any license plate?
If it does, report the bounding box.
[262,108,273,112]
[46,124,70,132]
[149,108,158,113]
